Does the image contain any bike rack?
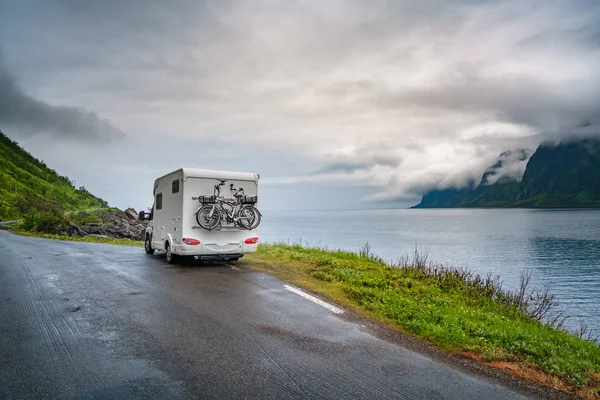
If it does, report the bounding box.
[193,195,258,231]
[192,225,240,231]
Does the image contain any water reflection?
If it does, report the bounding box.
[529,236,600,271]
[527,236,600,331]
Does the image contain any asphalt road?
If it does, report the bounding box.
[0,231,534,400]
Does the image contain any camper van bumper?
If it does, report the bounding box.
[193,254,243,261]
[172,243,258,256]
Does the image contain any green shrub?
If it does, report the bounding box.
[84,215,102,224]
[22,210,40,231]
[22,208,67,233]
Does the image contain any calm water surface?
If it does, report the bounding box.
[259,209,600,335]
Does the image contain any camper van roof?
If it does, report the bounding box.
[180,168,259,182]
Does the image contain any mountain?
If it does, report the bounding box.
[515,139,600,207]
[0,130,108,220]
[413,139,600,208]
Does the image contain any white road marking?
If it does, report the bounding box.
[284,285,344,314]
[231,266,240,270]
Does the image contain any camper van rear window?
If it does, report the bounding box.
[172,179,179,194]
[156,193,163,210]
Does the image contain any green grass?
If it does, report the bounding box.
[246,243,600,397]
[15,230,143,247]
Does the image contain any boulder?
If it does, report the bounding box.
[125,208,139,221]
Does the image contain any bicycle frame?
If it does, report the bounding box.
[205,198,254,227]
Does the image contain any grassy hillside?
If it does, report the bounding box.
[0,130,108,220]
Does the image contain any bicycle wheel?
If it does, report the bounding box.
[196,205,221,230]
[238,206,261,230]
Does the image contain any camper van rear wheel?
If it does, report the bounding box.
[145,235,155,255]
[165,242,177,264]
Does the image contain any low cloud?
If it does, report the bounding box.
[0,54,125,142]
[483,150,531,185]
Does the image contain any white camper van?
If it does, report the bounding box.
[141,168,261,264]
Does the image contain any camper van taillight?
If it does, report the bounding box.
[182,238,201,245]
[244,237,259,245]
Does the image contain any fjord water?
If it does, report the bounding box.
[259,208,600,335]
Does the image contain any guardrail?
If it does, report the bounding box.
[0,220,22,225]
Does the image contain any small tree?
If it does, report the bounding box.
[22,210,40,231]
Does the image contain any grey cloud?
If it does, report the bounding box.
[314,161,378,175]
[0,54,125,141]
[327,69,600,135]
[312,148,402,176]
[518,17,600,49]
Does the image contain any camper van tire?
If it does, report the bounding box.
[165,242,177,264]
[144,234,155,255]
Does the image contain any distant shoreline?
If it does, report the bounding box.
[260,206,600,212]
[411,204,600,209]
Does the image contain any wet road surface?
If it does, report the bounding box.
[0,231,531,399]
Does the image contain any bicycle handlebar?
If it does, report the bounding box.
[214,180,226,196]
[214,180,245,198]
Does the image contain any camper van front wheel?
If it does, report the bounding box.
[145,235,155,255]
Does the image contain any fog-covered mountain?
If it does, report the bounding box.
[413,139,600,208]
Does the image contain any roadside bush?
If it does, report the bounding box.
[84,215,102,224]
[22,208,67,233]
[67,211,103,226]
[21,210,40,231]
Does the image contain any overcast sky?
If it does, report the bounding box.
[1,0,599,211]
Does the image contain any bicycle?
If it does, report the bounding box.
[195,180,261,230]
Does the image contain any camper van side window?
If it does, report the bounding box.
[172,179,179,194]
[156,193,163,210]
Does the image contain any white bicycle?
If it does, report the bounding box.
[195,180,261,230]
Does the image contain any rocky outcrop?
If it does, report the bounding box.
[72,208,146,240]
